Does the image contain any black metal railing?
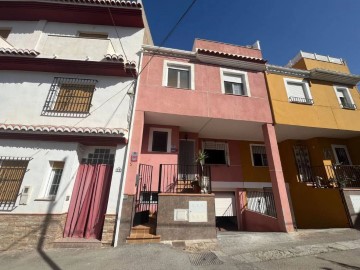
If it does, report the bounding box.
[297,164,360,188]
[246,190,277,218]
[289,96,314,105]
[158,164,211,193]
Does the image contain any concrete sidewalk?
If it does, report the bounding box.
[1,229,360,270]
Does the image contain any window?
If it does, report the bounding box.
[202,141,229,165]
[284,78,313,104]
[333,86,356,110]
[42,77,97,115]
[0,158,30,204]
[148,128,172,152]
[331,145,352,165]
[163,60,194,90]
[78,32,108,39]
[221,68,250,96]
[250,144,268,166]
[45,161,64,199]
[0,29,11,40]
[140,191,158,204]
[82,149,115,165]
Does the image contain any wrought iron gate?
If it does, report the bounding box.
[133,164,156,226]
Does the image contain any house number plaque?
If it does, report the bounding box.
[189,201,208,222]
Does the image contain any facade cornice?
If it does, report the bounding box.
[266,64,310,78]
[0,1,144,28]
[142,45,196,59]
[0,56,137,77]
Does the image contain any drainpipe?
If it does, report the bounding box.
[113,51,144,247]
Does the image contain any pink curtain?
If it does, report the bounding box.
[63,164,113,240]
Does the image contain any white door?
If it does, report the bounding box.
[215,192,236,217]
[332,145,352,165]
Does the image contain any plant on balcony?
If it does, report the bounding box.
[195,150,209,194]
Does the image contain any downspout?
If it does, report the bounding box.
[113,50,144,247]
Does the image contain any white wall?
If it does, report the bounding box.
[0,20,144,63]
[0,139,80,214]
[0,71,133,131]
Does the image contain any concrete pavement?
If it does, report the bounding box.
[1,228,360,270]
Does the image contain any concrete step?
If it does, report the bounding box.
[131,224,155,234]
[53,238,102,249]
[126,234,161,244]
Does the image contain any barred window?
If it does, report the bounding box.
[42,77,97,116]
[0,158,30,205]
[82,149,115,165]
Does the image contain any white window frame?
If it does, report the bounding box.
[333,85,356,110]
[284,78,313,105]
[250,144,268,167]
[162,60,195,90]
[202,141,230,165]
[42,161,65,200]
[220,68,251,96]
[148,127,172,153]
[331,144,352,165]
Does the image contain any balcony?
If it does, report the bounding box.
[297,164,360,188]
[159,164,212,193]
[41,35,116,61]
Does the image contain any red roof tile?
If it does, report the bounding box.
[196,48,267,64]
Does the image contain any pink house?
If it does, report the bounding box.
[118,39,294,243]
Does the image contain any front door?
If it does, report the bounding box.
[63,164,113,240]
[178,140,196,180]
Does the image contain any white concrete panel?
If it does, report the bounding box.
[0,139,80,214]
[0,71,132,131]
[215,192,235,216]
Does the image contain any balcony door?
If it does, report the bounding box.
[178,140,196,180]
[332,145,352,165]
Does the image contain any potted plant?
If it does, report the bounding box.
[195,150,209,193]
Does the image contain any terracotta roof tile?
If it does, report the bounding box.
[196,48,267,64]
[0,48,39,56]
[0,123,127,136]
[51,0,142,8]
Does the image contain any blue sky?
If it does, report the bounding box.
[142,0,360,74]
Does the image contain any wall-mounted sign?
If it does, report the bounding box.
[131,152,138,162]
[189,201,207,222]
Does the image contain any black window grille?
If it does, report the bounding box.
[42,77,97,116]
[0,157,31,205]
[81,149,115,165]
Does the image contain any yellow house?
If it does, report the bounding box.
[265,51,360,229]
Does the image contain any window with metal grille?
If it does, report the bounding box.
[285,78,313,105]
[251,144,268,166]
[0,157,30,205]
[45,161,64,198]
[81,149,115,165]
[42,77,97,116]
[202,141,230,165]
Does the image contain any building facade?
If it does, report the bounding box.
[266,51,360,229]
[0,0,152,250]
[120,39,294,243]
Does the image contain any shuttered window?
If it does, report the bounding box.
[221,69,249,96]
[0,159,29,204]
[167,67,190,89]
[285,79,313,104]
[335,87,356,109]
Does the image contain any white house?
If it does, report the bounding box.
[0,0,152,250]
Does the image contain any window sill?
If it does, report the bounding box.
[163,85,193,91]
[34,198,55,202]
[224,93,248,97]
[289,101,313,105]
[341,106,356,110]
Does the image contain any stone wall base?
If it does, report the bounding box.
[101,214,117,247]
[0,214,67,251]
[117,194,134,244]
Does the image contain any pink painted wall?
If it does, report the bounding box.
[137,55,272,124]
[243,210,281,232]
[193,39,263,58]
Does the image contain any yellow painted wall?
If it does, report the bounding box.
[278,140,349,228]
[239,141,271,182]
[266,72,360,131]
[292,58,350,74]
